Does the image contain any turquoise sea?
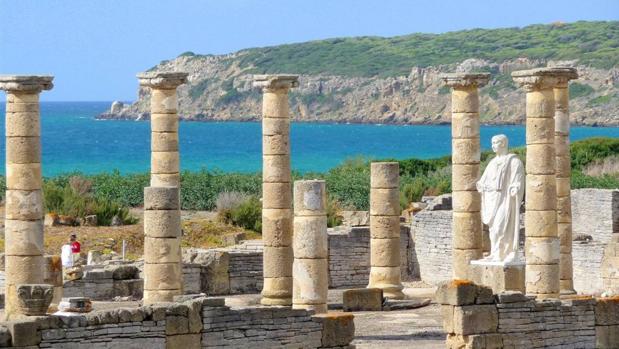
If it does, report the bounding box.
[0,102,617,176]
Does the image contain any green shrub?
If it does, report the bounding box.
[587,94,613,107]
[230,196,262,233]
[326,197,343,228]
[569,82,594,98]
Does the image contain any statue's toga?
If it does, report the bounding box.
[476,134,525,264]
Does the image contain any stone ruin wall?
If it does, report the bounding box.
[437,281,619,349]
[412,189,619,294]
[0,296,354,348]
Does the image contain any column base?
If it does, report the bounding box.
[260,297,292,306]
[470,260,525,294]
[293,303,327,313]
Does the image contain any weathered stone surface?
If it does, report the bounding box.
[145,237,181,263]
[4,219,44,256]
[150,88,178,114]
[151,151,180,174]
[263,134,290,155]
[525,210,557,237]
[312,312,355,347]
[262,117,289,135]
[370,238,401,267]
[6,136,41,164]
[262,182,292,209]
[4,189,43,220]
[262,208,293,247]
[151,113,179,132]
[293,217,328,259]
[6,319,40,346]
[167,334,201,349]
[435,280,478,306]
[452,138,480,165]
[525,264,560,296]
[451,113,480,139]
[369,188,400,216]
[369,215,400,238]
[453,304,498,335]
[343,288,383,312]
[595,298,619,325]
[526,143,556,175]
[14,284,53,316]
[144,186,180,210]
[144,263,183,290]
[144,210,181,238]
[525,174,557,211]
[596,325,619,349]
[151,131,179,152]
[526,117,555,144]
[343,210,370,227]
[370,162,399,189]
[262,155,291,182]
[5,112,40,137]
[6,163,42,190]
[262,246,293,278]
[151,173,181,187]
[292,258,328,305]
[451,165,480,191]
[452,190,481,213]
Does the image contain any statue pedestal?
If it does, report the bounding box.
[470,259,525,294]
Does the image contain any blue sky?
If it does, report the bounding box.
[1,0,617,101]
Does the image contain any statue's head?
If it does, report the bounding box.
[491,134,508,155]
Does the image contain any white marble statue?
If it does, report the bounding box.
[476,134,525,264]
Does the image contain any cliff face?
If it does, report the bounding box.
[100,23,619,126]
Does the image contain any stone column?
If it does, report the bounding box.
[137,72,188,187]
[368,162,405,299]
[254,74,299,306]
[513,68,563,299]
[292,180,328,313]
[143,186,183,304]
[552,67,578,295]
[441,73,489,281]
[0,75,53,319]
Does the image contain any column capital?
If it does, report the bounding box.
[512,67,576,91]
[0,75,54,93]
[137,72,188,89]
[440,73,490,89]
[253,74,299,90]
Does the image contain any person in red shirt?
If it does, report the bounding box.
[70,233,81,254]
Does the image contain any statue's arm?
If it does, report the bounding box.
[476,164,488,192]
[508,159,525,197]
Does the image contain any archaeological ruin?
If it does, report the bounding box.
[0,67,616,349]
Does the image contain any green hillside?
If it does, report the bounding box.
[199,21,619,77]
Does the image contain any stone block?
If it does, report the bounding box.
[479,264,525,294]
[292,258,328,305]
[342,288,383,312]
[151,113,179,132]
[145,237,181,263]
[6,136,41,164]
[6,102,39,113]
[452,113,480,139]
[453,304,498,335]
[559,253,573,279]
[263,246,293,277]
[143,289,182,304]
[435,280,477,306]
[557,196,572,223]
[151,151,179,174]
[263,155,291,182]
[446,333,503,349]
[5,112,40,137]
[369,188,400,216]
[369,215,400,238]
[105,264,140,280]
[595,298,619,325]
[312,312,355,347]
[525,210,557,237]
[151,88,177,113]
[263,134,290,155]
[262,117,289,135]
[144,263,183,290]
[452,191,481,213]
[452,138,480,165]
[452,165,480,191]
[526,89,555,118]
[370,162,399,189]
[167,334,201,349]
[451,88,479,113]
[370,238,401,267]
[452,212,482,250]
[558,223,572,253]
[151,173,180,187]
[525,237,560,264]
[7,92,39,103]
[262,182,292,209]
[0,326,10,347]
[556,153,571,178]
[525,175,556,211]
[144,186,180,210]
[526,144,555,175]
[5,189,43,220]
[151,131,178,152]
[144,210,181,238]
[7,320,40,346]
[262,91,289,117]
[166,315,189,335]
[367,266,403,297]
[526,117,555,144]
[555,134,570,156]
[525,264,560,295]
[4,219,44,256]
[556,177,571,197]
[6,163,42,190]
[293,217,328,259]
[596,325,619,349]
[294,180,327,215]
[261,277,292,302]
[262,208,293,247]
[442,305,454,333]
[5,255,44,284]
[453,249,482,281]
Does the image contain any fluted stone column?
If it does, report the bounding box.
[137,72,188,187]
[0,75,53,319]
[513,68,563,299]
[441,73,489,281]
[254,74,299,306]
[368,162,405,299]
[292,180,328,313]
[552,67,578,295]
[143,186,183,304]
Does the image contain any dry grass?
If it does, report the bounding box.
[0,206,261,260]
[583,155,619,177]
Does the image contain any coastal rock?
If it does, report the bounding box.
[110,101,124,114]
